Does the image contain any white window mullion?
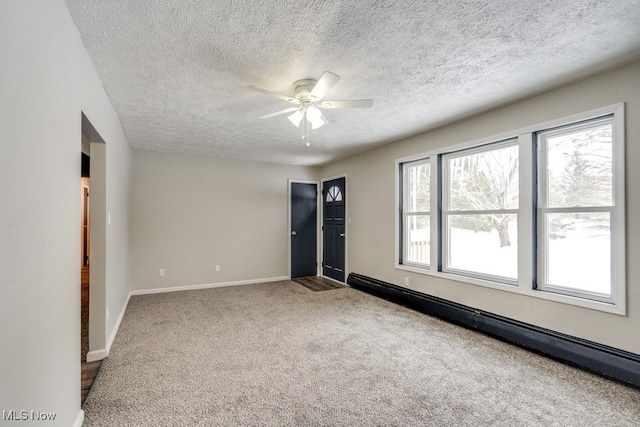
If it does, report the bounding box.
[430,156,439,270]
[440,156,450,274]
[444,208,519,216]
[536,132,548,292]
[517,133,533,290]
[541,206,611,214]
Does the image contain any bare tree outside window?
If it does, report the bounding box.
[443,141,519,280]
[449,144,519,247]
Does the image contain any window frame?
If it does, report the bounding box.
[395,103,626,315]
[441,139,520,284]
[400,157,432,268]
[536,115,621,305]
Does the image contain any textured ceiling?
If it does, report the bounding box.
[65,0,640,166]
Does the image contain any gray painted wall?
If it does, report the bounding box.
[130,150,319,291]
[0,1,132,425]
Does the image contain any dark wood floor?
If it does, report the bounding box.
[81,360,103,407]
[293,276,346,292]
[81,267,89,362]
[81,266,102,407]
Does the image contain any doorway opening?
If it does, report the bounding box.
[322,176,347,283]
[80,141,90,362]
[80,113,107,407]
[289,180,318,279]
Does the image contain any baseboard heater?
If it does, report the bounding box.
[347,272,640,390]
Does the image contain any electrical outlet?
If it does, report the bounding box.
[215,265,220,272]
[159,268,165,276]
[404,277,410,286]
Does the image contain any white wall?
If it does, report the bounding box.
[321,60,640,354]
[130,150,318,291]
[0,1,132,425]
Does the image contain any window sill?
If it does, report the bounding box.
[395,264,625,316]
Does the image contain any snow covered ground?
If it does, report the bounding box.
[408,223,611,295]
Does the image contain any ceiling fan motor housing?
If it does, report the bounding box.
[293,79,318,102]
[252,71,372,124]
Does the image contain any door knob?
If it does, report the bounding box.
[340,233,345,237]
[291,231,297,236]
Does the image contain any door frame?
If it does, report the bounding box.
[82,113,108,363]
[288,179,320,278]
[321,174,348,283]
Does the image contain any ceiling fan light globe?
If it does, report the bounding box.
[288,110,304,127]
[306,105,322,121]
[310,116,325,129]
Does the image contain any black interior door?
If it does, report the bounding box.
[323,177,345,282]
[291,182,317,278]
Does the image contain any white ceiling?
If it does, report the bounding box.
[65,0,640,166]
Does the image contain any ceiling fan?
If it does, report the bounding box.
[249,71,373,131]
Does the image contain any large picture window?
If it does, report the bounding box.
[396,104,625,314]
[442,141,519,282]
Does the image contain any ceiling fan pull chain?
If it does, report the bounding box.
[304,115,310,147]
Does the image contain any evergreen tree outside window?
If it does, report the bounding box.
[537,117,616,301]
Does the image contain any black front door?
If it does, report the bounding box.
[323,177,346,282]
[290,182,317,278]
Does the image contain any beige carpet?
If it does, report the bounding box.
[83,281,640,426]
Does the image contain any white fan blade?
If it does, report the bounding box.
[248,85,299,104]
[259,107,300,119]
[318,99,373,109]
[309,71,340,101]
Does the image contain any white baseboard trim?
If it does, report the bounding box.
[86,292,132,362]
[86,348,108,363]
[130,276,289,296]
[105,291,131,355]
[72,409,84,427]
